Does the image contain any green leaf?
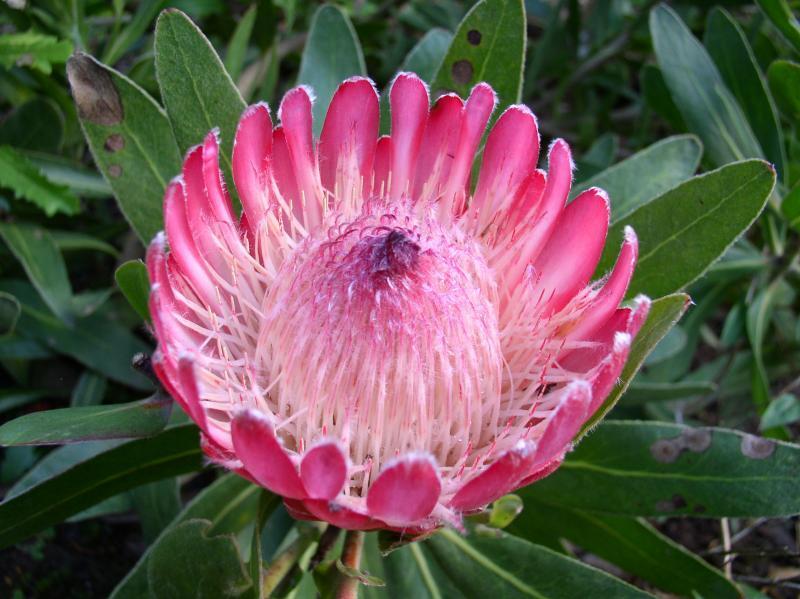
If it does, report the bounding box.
[5,440,133,522]
[756,0,800,53]
[400,28,453,82]
[571,135,702,224]
[510,501,739,599]
[0,98,64,153]
[26,152,112,199]
[523,420,800,517]
[67,52,182,242]
[0,31,73,74]
[760,394,800,430]
[147,519,252,598]
[783,181,800,231]
[431,0,526,117]
[5,440,123,499]
[767,59,800,121]
[0,146,80,216]
[224,4,258,82]
[650,4,763,168]
[130,478,181,542]
[71,370,108,407]
[0,280,152,390]
[116,259,151,323]
[640,64,685,130]
[423,528,652,597]
[154,8,246,186]
[623,380,716,405]
[747,281,782,415]
[0,222,74,323]
[0,393,172,446]
[0,292,20,337]
[580,294,689,434]
[111,474,259,599]
[102,0,166,65]
[51,230,119,257]
[0,424,203,549]
[297,4,366,137]
[598,160,776,299]
[704,8,786,181]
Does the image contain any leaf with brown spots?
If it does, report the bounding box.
[431,0,525,115]
[67,52,181,242]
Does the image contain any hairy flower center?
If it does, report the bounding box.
[261,206,504,488]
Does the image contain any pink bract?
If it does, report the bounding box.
[146,73,650,532]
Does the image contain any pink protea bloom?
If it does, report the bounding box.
[147,73,650,532]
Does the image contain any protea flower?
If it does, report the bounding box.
[147,73,649,532]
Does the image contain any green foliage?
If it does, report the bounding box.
[599,160,776,299]
[0,146,79,216]
[431,0,525,115]
[1,0,800,595]
[524,421,800,517]
[0,31,72,74]
[67,52,181,242]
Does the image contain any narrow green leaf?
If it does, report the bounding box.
[760,394,800,430]
[650,4,763,167]
[0,292,20,337]
[598,160,776,299]
[154,8,246,184]
[51,230,119,257]
[747,281,782,415]
[704,8,786,181]
[116,259,151,323]
[571,135,702,224]
[511,501,739,599]
[0,280,152,390]
[0,146,80,216]
[26,152,112,198]
[5,440,123,499]
[224,4,258,82]
[424,528,652,598]
[580,294,689,434]
[431,0,526,116]
[756,0,800,53]
[0,393,172,446]
[0,31,73,74]
[767,59,800,121]
[111,474,259,599]
[623,380,716,405]
[102,0,166,65]
[4,440,132,522]
[67,52,182,242]
[640,64,685,131]
[0,424,203,549]
[524,421,800,517]
[147,519,252,598]
[297,4,366,137]
[70,370,108,407]
[0,222,74,323]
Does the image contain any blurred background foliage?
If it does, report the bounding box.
[0,0,799,597]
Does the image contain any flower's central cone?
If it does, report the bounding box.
[261,208,504,486]
[369,229,420,278]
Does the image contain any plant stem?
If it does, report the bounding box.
[336,530,366,599]
[261,535,313,596]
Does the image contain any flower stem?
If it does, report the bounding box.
[261,535,313,596]
[336,530,366,599]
